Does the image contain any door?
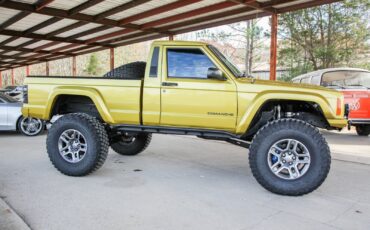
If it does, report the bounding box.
[160,46,237,131]
[0,99,8,130]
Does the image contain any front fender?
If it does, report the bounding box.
[236,90,338,134]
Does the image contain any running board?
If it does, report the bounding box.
[112,125,250,148]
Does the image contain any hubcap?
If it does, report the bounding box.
[21,117,42,135]
[58,129,87,163]
[267,139,311,180]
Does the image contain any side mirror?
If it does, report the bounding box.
[207,67,225,81]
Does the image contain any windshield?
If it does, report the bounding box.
[208,45,242,77]
[0,92,18,103]
[322,71,370,88]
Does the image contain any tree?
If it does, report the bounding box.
[86,53,100,75]
[278,0,370,81]
[196,19,268,74]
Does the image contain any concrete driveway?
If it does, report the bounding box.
[0,130,369,230]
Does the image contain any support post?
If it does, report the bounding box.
[110,48,114,71]
[0,71,2,88]
[26,65,30,76]
[46,61,49,76]
[11,68,14,85]
[169,35,174,41]
[269,13,278,81]
[72,56,77,76]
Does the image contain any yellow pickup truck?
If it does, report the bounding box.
[22,41,347,196]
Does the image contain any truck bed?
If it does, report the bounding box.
[23,76,143,124]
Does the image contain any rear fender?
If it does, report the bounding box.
[46,86,114,123]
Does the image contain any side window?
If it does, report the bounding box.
[301,77,311,84]
[311,75,321,85]
[167,48,215,79]
[149,47,159,77]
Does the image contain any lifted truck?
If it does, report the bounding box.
[22,41,347,196]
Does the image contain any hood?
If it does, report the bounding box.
[234,77,339,95]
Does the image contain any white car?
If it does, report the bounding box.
[0,92,44,136]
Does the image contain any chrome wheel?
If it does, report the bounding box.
[267,139,311,180]
[58,129,87,163]
[20,117,43,136]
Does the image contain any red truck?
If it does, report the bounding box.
[292,68,370,136]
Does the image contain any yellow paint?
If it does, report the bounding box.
[22,40,347,134]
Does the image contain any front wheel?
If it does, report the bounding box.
[111,132,152,156]
[18,116,44,136]
[249,119,331,196]
[355,125,370,136]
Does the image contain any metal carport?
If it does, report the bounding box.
[0,0,341,87]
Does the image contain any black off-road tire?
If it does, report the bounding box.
[46,113,109,176]
[111,133,152,156]
[249,119,331,196]
[355,125,370,136]
[103,61,146,79]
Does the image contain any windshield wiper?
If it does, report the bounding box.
[326,84,345,89]
[347,84,370,89]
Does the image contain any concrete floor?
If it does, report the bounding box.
[0,130,369,230]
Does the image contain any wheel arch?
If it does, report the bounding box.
[46,87,114,123]
[237,93,334,136]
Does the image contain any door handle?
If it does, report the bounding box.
[162,82,178,87]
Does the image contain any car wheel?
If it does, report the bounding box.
[355,125,370,136]
[46,113,109,176]
[18,116,44,136]
[111,132,151,156]
[249,119,331,196]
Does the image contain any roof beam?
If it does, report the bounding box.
[276,0,342,13]
[140,1,238,30]
[93,0,152,21]
[0,11,30,30]
[0,29,112,47]
[68,0,105,16]
[35,0,54,11]
[119,0,202,25]
[0,0,163,34]
[227,0,276,13]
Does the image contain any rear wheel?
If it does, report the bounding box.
[355,125,370,136]
[46,113,109,176]
[111,132,151,156]
[249,119,331,196]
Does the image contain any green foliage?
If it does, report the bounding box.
[278,0,370,80]
[86,53,99,75]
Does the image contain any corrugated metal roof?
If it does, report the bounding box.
[35,19,78,35]
[7,13,52,31]
[57,23,101,38]
[0,0,343,70]
[6,37,33,46]
[80,0,132,15]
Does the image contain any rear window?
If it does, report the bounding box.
[149,47,159,78]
